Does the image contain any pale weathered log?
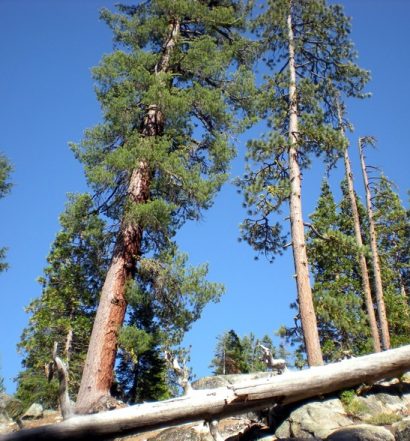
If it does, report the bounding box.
[2,345,410,441]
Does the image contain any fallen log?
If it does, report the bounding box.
[2,345,410,441]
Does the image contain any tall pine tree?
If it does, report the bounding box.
[73,1,254,412]
[238,0,368,366]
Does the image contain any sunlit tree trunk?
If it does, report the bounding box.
[358,138,390,350]
[76,19,180,414]
[287,2,323,367]
[336,104,381,352]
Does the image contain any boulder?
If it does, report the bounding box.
[370,392,408,414]
[277,439,322,441]
[21,403,43,420]
[0,393,24,422]
[148,423,213,441]
[275,398,352,439]
[326,424,394,441]
[391,417,410,441]
[192,372,277,391]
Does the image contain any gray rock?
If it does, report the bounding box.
[391,418,410,441]
[21,402,43,420]
[326,424,394,441]
[370,392,407,414]
[277,439,323,441]
[0,393,24,421]
[0,421,19,436]
[192,372,277,391]
[354,395,384,418]
[148,423,212,441]
[275,399,352,439]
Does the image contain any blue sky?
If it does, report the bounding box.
[0,0,409,393]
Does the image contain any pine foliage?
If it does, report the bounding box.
[16,195,109,408]
[71,0,255,248]
[282,177,409,363]
[307,180,372,361]
[238,0,368,258]
[0,153,12,273]
[373,176,410,346]
[210,330,284,374]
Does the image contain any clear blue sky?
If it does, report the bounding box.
[0,0,408,393]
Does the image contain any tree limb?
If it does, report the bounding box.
[49,342,74,420]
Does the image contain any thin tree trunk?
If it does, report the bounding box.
[6,345,410,441]
[75,19,180,414]
[336,105,381,352]
[287,2,323,366]
[64,319,73,367]
[358,139,390,350]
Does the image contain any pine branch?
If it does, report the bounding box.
[303,222,330,241]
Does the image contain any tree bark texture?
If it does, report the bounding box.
[75,19,180,414]
[6,345,410,441]
[336,105,381,353]
[358,139,390,350]
[287,2,323,367]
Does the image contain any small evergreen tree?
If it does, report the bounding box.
[116,251,224,402]
[0,358,5,393]
[281,180,374,364]
[210,330,284,374]
[0,153,12,273]
[373,176,410,347]
[307,180,371,361]
[211,330,247,375]
[16,194,109,409]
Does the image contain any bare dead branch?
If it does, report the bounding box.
[164,351,192,396]
[49,342,74,420]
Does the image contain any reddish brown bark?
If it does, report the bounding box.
[287,3,323,367]
[358,138,390,350]
[75,20,180,414]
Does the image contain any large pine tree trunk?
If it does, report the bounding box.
[287,3,323,367]
[75,19,180,414]
[358,139,390,350]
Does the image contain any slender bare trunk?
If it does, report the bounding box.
[336,106,381,352]
[76,19,180,414]
[400,282,408,300]
[65,320,73,367]
[358,139,390,350]
[287,3,323,366]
